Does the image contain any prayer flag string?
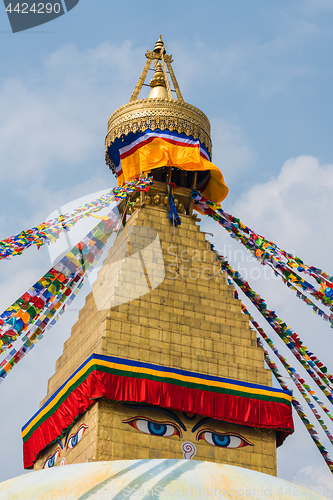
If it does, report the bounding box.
[0,178,152,262]
[192,191,333,322]
[0,273,85,381]
[0,209,121,381]
[216,253,333,404]
[229,278,333,443]
[257,337,333,473]
[265,265,332,326]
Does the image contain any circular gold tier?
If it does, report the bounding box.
[105,98,212,173]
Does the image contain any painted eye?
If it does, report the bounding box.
[67,424,88,450]
[197,430,252,448]
[43,447,60,469]
[123,417,181,437]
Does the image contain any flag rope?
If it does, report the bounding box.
[216,253,333,404]
[192,191,333,322]
[228,277,333,443]
[257,337,333,473]
[0,178,152,262]
[0,210,121,381]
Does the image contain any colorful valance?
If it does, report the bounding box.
[22,353,293,469]
[107,130,228,204]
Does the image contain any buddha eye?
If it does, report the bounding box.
[43,447,61,469]
[67,424,88,450]
[123,417,181,438]
[197,430,253,448]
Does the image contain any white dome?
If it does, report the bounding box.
[0,460,327,500]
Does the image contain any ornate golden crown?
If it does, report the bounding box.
[105,36,212,175]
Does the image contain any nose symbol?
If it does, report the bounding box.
[181,441,197,460]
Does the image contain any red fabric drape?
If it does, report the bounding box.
[23,371,293,469]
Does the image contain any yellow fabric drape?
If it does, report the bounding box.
[118,138,228,204]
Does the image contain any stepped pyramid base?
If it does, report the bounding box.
[33,198,277,476]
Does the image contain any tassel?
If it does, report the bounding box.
[167,185,181,227]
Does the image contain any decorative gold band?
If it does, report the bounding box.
[105,98,212,173]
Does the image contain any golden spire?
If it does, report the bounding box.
[128,35,176,102]
[149,62,166,88]
[105,36,212,173]
[153,34,166,55]
[148,62,168,99]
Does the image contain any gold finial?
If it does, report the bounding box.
[153,35,166,55]
[148,61,168,99]
[149,62,166,88]
[129,36,183,103]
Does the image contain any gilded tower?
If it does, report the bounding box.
[22,37,293,476]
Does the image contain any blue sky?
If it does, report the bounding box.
[1,0,333,495]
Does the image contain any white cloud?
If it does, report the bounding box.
[292,465,333,498]
[230,155,333,270]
